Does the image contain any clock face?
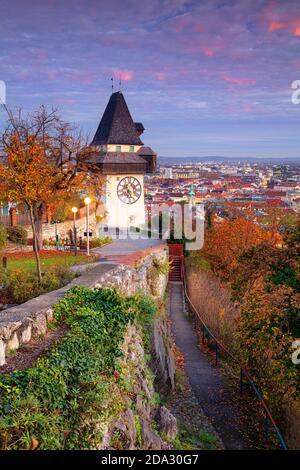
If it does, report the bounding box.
[117,176,142,204]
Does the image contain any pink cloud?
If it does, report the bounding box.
[70,72,95,84]
[202,47,215,57]
[294,25,300,36]
[261,1,300,37]
[113,70,134,81]
[32,49,48,61]
[155,72,167,81]
[47,71,57,81]
[268,21,286,32]
[172,15,203,33]
[268,19,300,36]
[55,98,77,105]
[222,75,256,86]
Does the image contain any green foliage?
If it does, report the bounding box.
[90,236,112,248]
[134,414,142,448]
[5,269,40,303]
[6,225,28,245]
[237,282,299,415]
[191,219,300,435]
[171,422,218,450]
[135,291,157,321]
[151,258,171,275]
[0,224,7,250]
[51,193,82,223]
[186,252,211,272]
[3,265,76,304]
[133,291,157,355]
[0,286,148,449]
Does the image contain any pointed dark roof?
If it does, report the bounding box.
[134,122,145,132]
[91,91,143,146]
[138,146,156,156]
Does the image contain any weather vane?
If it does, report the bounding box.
[111,77,114,94]
[119,77,122,92]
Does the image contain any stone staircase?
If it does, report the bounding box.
[169,255,183,282]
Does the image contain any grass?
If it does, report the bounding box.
[1,250,97,273]
[171,422,219,450]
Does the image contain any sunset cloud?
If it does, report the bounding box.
[268,21,286,32]
[155,72,167,81]
[112,70,134,81]
[1,0,300,158]
[294,25,300,36]
[202,47,215,57]
[222,75,256,86]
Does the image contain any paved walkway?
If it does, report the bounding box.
[93,238,164,265]
[169,282,254,450]
[73,239,165,274]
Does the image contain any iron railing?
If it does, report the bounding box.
[180,261,288,450]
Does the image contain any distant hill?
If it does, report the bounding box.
[158,156,300,165]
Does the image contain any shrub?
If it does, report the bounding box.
[4,265,76,304]
[152,258,171,275]
[43,264,75,288]
[237,281,298,415]
[6,269,40,303]
[7,225,28,245]
[0,225,7,250]
[90,236,112,248]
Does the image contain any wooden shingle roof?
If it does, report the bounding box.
[87,151,147,174]
[91,91,143,146]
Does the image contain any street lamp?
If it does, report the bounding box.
[84,197,91,256]
[71,206,78,255]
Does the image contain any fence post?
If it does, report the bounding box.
[202,325,206,346]
[215,342,219,366]
[264,410,270,446]
[9,207,17,226]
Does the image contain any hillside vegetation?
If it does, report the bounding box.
[186,218,300,448]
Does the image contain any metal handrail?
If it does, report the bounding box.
[180,261,288,450]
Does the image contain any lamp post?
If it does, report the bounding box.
[71,206,78,255]
[84,197,91,256]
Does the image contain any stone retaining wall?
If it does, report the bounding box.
[0,246,169,366]
[25,213,99,241]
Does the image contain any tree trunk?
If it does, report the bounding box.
[33,203,44,250]
[29,204,42,284]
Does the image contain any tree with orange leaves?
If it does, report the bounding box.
[0,106,105,251]
[203,217,277,281]
[0,134,58,282]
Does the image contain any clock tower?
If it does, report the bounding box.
[88,91,156,232]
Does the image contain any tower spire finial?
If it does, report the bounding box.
[119,77,122,92]
[111,77,114,94]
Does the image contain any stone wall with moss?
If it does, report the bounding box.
[0,246,169,366]
[99,322,177,450]
[0,244,179,450]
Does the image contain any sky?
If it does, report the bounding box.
[0,0,300,158]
